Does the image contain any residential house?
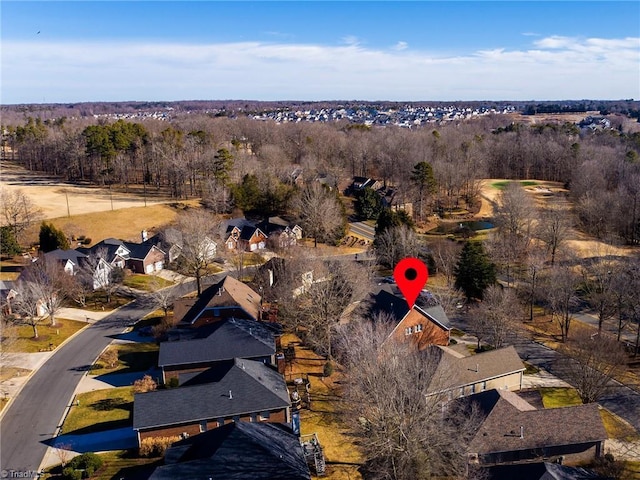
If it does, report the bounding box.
[252,257,314,301]
[378,186,413,217]
[0,280,17,315]
[238,225,268,252]
[488,462,611,480]
[257,217,303,249]
[78,238,130,269]
[80,238,165,274]
[173,275,263,327]
[347,176,383,194]
[148,422,311,480]
[133,358,291,443]
[159,317,283,383]
[44,248,112,290]
[463,389,607,467]
[367,285,451,348]
[427,345,526,400]
[145,228,217,264]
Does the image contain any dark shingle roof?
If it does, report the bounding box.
[78,238,130,263]
[488,462,609,480]
[159,318,279,367]
[368,284,451,329]
[44,249,87,264]
[149,422,311,480]
[133,358,290,431]
[466,389,607,456]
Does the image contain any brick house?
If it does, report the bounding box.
[133,358,291,444]
[148,422,311,480]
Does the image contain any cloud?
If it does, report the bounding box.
[2,35,638,103]
[394,41,408,51]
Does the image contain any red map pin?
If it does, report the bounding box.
[393,257,429,309]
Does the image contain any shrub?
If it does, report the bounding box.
[68,452,103,472]
[61,467,82,480]
[98,348,119,369]
[166,377,180,389]
[139,436,180,457]
[133,374,157,393]
[82,238,92,245]
[323,361,334,377]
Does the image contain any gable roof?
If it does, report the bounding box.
[149,422,311,480]
[465,389,607,456]
[133,358,290,431]
[179,275,262,325]
[122,241,164,261]
[427,345,525,395]
[78,238,131,263]
[159,318,279,368]
[239,225,266,241]
[44,248,87,265]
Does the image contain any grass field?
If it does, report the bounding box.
[22,202,197,247]
[90,342,159,376]
[123,274,174,291]
[6,319,87,353]
[62,386,134,435]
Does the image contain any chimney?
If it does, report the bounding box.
[520,426,524,439]
[229,390,233,399]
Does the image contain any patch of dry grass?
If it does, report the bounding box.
[7,319,87,353]
[282,334,363,480]
[601,408,640,441]
[22,202,199,247]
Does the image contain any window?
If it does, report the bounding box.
[199,420,208,432]
[414,324,423,333]
[259,411,270,421]
[405,327,412,336]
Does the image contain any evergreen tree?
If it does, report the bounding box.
[0,226,21,256]
[39,222,70,253]
[411,161,437,221]
[454,241,496,300]
[354,187,383,220]
[375,208,414,236]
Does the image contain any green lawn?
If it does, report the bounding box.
[62,387,133,435]
[93,450,161,480]
[539,387,582,408]
[6,319,87,353]
[123,274,173,291]
[90,342,159,376]
[491,180,539,190]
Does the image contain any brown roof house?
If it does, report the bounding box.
[367,285,451,348]
[148,422,311,480]
[158,317,283,383]
[462,389,607,467]
[133,358,291,444]
[173,275,263,328]
[427,345,526,401]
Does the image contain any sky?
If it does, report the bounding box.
[1,1,639,104]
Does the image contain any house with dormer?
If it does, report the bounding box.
[44,248,112,290]
[173,275,263,327]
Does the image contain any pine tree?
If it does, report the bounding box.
[454,241,496,300]
[39,222,70,252]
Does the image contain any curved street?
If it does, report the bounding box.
[0,280,198,474]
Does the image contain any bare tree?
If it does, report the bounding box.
[541,265,581,342]
[21,257,70,328]
[291,182,345,247]
[374,225,420,269]
[555,330,627,404]
[0,188,42,241]
[296,259,369,358]
[429,238,462,288]
[173,209,220,295]
[337,321,485,480]
[580,252,620,333]
[535,205,572,266]
[11,280,47,338]
[469,285,522,350]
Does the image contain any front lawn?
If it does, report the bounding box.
[62,386,133,435]
[90,342,159,376]
[539,387,582,408]
[123,274,173,291]
[6,319,87,353]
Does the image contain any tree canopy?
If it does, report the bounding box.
[454,241,496,300]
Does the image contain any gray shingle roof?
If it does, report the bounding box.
[466,389,607,456]
[158,318,278,367]
[149,422,311,480]
[133,358,290,431]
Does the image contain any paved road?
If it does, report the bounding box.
[348,221,375,241]
[0,279,199,473]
